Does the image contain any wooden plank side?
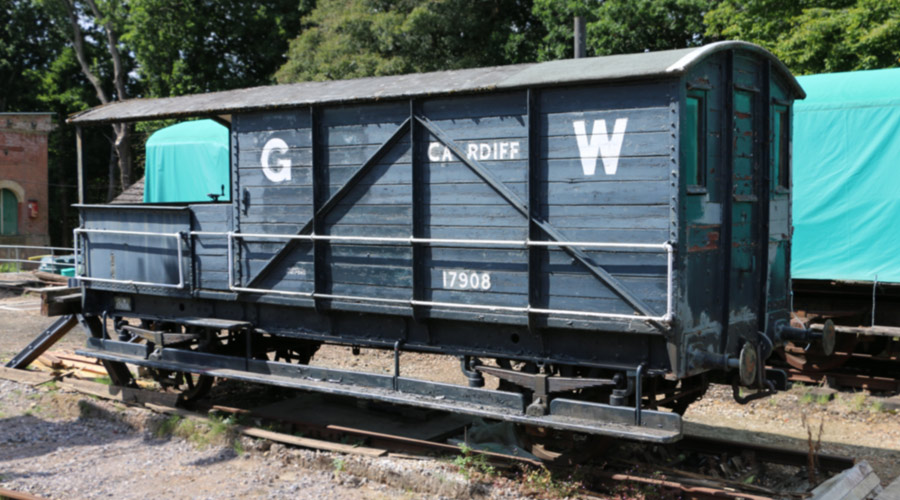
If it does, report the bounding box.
[229,80,676,326]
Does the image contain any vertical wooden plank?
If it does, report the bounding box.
[311,106,327,312]
[526,88,542,333]
[410,99,424,325]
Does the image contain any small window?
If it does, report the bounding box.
[772,105,790,190]
[684,92,706,192]
[0,188,18,235]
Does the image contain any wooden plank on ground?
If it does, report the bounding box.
[0,366,59,386]
[811,461,882,500]
[144,402,388,458]
[239,426,388,457]
[876,474,900,500]
[58,379,179,407]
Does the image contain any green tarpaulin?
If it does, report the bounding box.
[792,68,900,283]
[143,119,230,203]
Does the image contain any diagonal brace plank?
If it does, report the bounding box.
[246,118,411,288]
[415,115,661,320]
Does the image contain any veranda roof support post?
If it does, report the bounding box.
[76,125,84,204]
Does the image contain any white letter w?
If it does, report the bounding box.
[572,118,628,175]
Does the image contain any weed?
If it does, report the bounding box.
[849,392,867,411]
[519,465,582,498]
[816,394,831,405]
[93,376,113,386]
[232,438,245,455]
[452,443,496,481]
[801,412,824,485]
[155,415,183,438]
[800,393,814,404]
[332,457,346,476]
[871,399,885,413]
[155,412,242,451]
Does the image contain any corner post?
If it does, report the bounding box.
[76,125,84,204]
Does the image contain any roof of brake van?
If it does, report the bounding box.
[68,41,803,125]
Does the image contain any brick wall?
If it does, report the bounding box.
[0,113,53,250]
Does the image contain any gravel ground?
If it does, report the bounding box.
[0,379,529,499]
[3,288,900,497]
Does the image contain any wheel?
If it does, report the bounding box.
[149,369,214,402]
[272,339,320,365]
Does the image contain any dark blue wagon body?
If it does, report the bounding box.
[69,41,804,442]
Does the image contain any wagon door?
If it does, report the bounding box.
[728,82,763,337]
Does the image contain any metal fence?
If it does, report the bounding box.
[0,245,76,272]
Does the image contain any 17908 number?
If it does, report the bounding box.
[441,270,492,290]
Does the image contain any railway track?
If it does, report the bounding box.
[0,367,865,499]
[186,385,854,499]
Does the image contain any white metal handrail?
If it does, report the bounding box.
[0,244,75,270]
[215,231,674,322]
[199,230,668,250]
[74,228,186,289]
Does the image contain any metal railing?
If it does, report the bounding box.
[0,244,75,272]
[73,228,187,289]
[73,226,673,321]
[215,231,674,323]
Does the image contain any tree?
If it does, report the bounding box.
[0,0,61,112]
[125,0,310,97]
[276,0,544,83]
[705,0,900,74]
[532,0,716,61]
[37,0,135,200]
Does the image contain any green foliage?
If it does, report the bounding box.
[705,0,900,74]
[276,0,544,83]
[154,413,239,449]
[452,443,496,481]
[519,464,583,498]
[0,0,62,112]
[332,457,346,476]
[125,0,309,97]
[532,0,715,61]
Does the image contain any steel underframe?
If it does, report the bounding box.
[77,335,681,442]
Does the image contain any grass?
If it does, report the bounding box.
[871,399,885,413]
[848,392,868,412]
[800,391,833,405]
[519,465,584,498]
[452,443,496,481]
[154,412,244,453]
[332,457,346,478]
[0,263,19,273]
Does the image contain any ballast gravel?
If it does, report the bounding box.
[0,380,526,500]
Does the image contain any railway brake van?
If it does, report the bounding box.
[69,41,805,442]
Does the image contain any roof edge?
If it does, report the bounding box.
[666,41,806,99]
